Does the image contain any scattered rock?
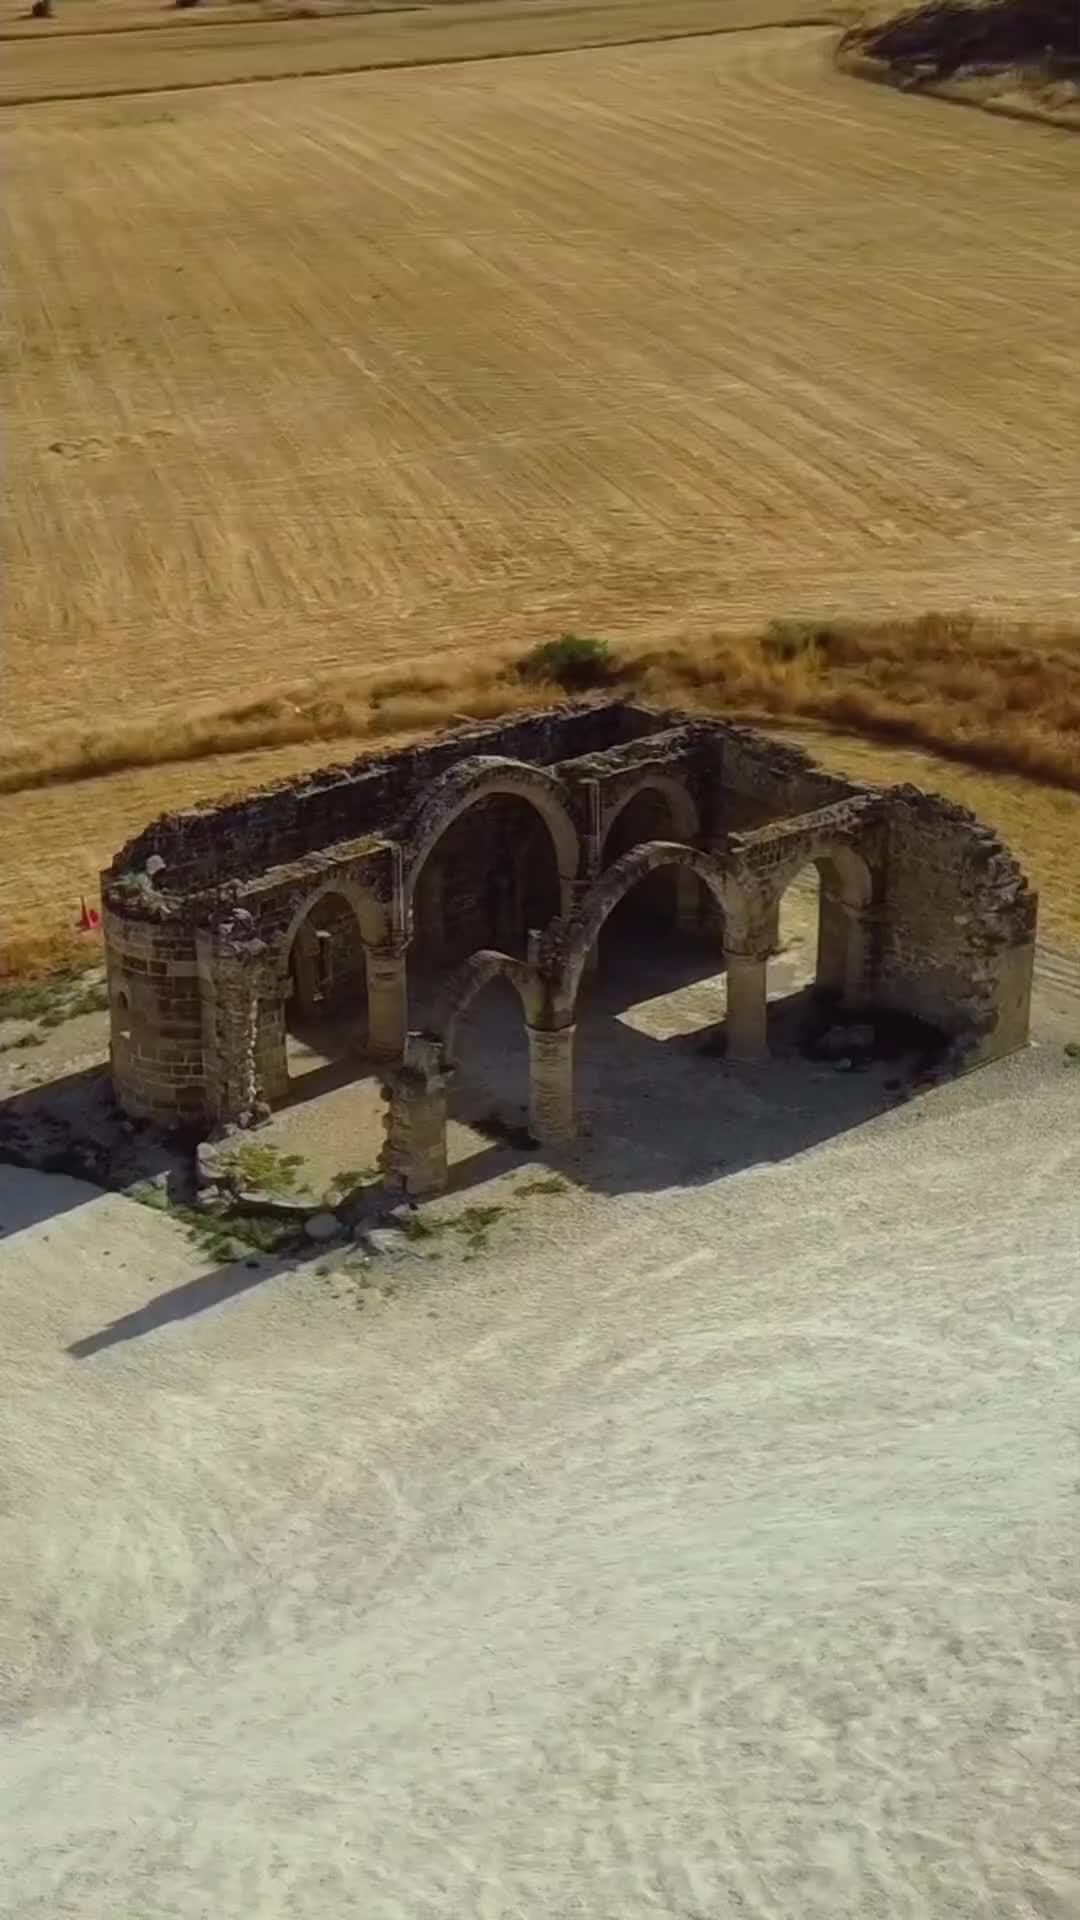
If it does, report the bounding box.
[194,1185,229,1214]
[363,1227,409,1259]
[195,1141,221,1189]
[233,1188,313,1222]
[385,1201,418,1226]
[304,1211,341,1244]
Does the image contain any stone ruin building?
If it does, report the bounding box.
[102,701,1036,1193]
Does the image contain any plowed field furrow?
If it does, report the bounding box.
[3,21,1080,949]
[0,0,830,103]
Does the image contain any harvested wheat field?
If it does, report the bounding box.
[3,12,1080,960]
[0,0,827,97]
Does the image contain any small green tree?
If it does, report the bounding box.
[514,633,616,692]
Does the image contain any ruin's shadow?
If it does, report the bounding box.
[21,928,938,1359]
[66,1253,275,1360]
[441,925,933,1202]
[0,1063,175,1236]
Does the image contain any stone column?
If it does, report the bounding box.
[527,1023,576,1144]
[365,941,408,1064]
[568,879,600,981]
[209,972,263,1125]
[254,993,289,1109]
[380,1035,450,1197]
[725,954,768,1062]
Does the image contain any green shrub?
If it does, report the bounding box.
[217,1141,306,1196]
[515,633,616,692]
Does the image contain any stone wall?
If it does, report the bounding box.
[103,907,204,1125]
[104,703,660,900]
[411,792,562,968]
[102,700,1036,1130]
[289,891,367,1022]
[714,727,862,835]
[877,787,1037,1061]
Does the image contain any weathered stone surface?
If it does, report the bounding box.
[304,1212,341,1243]
[101,700,1036,1169]
[232,1190,313,1222]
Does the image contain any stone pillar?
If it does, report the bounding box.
[254,992,289,1109]
[527,1023,576,1144]
[206,969,264,1126]
[725,954,768,1062]
[107,909,208,1127]
[380,1035,450,1197]
[568,880,600,981]
[365,941,408,1064]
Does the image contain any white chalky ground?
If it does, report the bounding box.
[1,951,1078,1918]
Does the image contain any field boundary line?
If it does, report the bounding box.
[0,16,834,109]
[0,0,429,43]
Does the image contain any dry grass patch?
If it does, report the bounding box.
[7,613,1080,973]
[6,613,1080,798]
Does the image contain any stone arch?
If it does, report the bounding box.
[600,773,699,852]
[277,873,390,980]
[254,875,396,1103]
[553,840,735,1009]
[431,947,539,1061]
[403,757,580,906]
[403,757,580,971]
[769,839,873,917]
[600,775,704,940]
[765,839,875,1005]
[413,946,540,1159]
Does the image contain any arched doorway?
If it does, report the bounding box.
[603,788,684,933]
[409,792,563,1025]
[283,889,368,1083]
[447,971,533,1152]
[766,850,872,1053]
[596,782,715,1010]
[555,841,733,1151]
[600,781,702,933]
